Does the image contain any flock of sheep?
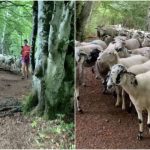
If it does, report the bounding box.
[0,54,21,74]
[75,25,150,140]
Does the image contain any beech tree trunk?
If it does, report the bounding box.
[24,1,74,119]
[76,1,93,41]
[30,1,38,73]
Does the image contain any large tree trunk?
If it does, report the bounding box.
[24,1,74,119]
[30,1,38,73]
[76,1,93,41]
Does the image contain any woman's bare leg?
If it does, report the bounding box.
[26,64,29,78]
[22,63,25,79]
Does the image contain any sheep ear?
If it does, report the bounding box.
[131,77,138,87]
[133,78,138,87]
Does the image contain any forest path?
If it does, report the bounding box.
[0,70,35,149]
[76,67,150,149]
[0,70,74,149]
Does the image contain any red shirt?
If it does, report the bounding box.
[22,45,30,58]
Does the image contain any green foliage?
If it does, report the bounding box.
[22,91,38,114]
[31,115,75,149]
[85,1,150,37]
[31,120,38,128]
[0,1,32,56]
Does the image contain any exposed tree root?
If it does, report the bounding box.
[0,98,22,117]
[0,67,21,75]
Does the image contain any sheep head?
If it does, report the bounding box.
[113,39,126,52]
[109,64,138,87]
[97,49,118,65]
[86,49,100,64]
[109,64,127,86]
[142,35,150,47]
[107,71,114,90]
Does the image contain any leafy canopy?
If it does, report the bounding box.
[0,1,32,57]
[85,1,150,37]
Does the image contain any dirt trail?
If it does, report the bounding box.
[0,70,34,149]
[0,70,31,100]
[76,68,150,149]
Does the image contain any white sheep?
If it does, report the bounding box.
[98,49,148,110]
[75,61,83,113]
[76,44,103,56]
[100,39,130,58]
[107,64,150,140]
[95,59,110,94]
[95,39,130,94]
[75,44,103,86]
[118,38,141,50]
[114,36,128,41]
[75,40,81,47]
[142,34,150,47]
[129,47,150,58]
[98,49,148,69]
[75,44,103,112]
[128,60,150,75]
[132,31,144,44]
[90,39,107,49]
[76,39,107,50]
[108,60,150,111]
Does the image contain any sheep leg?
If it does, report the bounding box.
[115,86,121,107]
[76,96,83,113]
[82,67,86,87]
[75,87,83,113]
[137,110,143,140]
[76,64,83,114]
[121,89,126,110]
[102,85,107,94]
[78,57,86,86]
[127,101,133,113]
[91,66,95,74]
[95,61,101,80]
[147,110,150,134]
[129,101,132,108]
[80,62,86,86]
[102,78,108,94]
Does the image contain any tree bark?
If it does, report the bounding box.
[30,1,38,73]
[31,1,54,116]
[76,1,93,41]
[24,1,74,119]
